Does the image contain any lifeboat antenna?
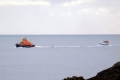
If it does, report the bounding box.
[25,36,27,40]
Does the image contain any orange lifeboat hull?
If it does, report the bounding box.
[15,43,35,48]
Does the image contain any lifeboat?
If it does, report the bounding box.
[15,38,35,48]
[99,40,109,45]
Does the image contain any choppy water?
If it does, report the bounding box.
[0,35,120,80]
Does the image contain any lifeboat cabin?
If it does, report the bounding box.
[99,40,109,45]
[15,38,35,48]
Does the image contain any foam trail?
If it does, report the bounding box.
[53,46,81,48]
[109,45,113,47]
[35,46,81,48]
[35,46,53,48]
[14,45,120,48]
[35,46,42,48]
[115,45,120,46]
[96,44,120,47]
[84,46,95,47]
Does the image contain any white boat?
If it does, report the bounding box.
[99,40,109,45]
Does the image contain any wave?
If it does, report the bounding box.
[34,45,120,48]
[35,46,81,48]
[12,44,120,49]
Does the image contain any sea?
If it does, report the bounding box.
[0,35,120,80]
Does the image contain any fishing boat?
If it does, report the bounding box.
[15,38,35,48]
[99,40,109,45]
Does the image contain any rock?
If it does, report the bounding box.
[63,76,85,80]
[87,62,120,80]
[63,62,120,80]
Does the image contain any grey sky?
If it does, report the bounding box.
[0,0,120,34]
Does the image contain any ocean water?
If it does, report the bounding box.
[0,35,120,80]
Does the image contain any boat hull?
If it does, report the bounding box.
[99,43,109,46]
[15,43,35,48]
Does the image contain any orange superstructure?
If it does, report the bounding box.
[15,38,35,47]
[19,38,32,46]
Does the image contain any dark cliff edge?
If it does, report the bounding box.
[63,62,120,80]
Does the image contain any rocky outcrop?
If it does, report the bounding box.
[63,76,85,80]
[63,62,120,80]
[88,62,120,80]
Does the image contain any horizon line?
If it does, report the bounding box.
[0,34,120,35]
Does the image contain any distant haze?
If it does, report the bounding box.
[0,0,120,34]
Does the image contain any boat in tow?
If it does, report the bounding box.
[99,40,109,45]
[15,38,35,48]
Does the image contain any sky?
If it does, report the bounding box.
[0,0,120,35]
